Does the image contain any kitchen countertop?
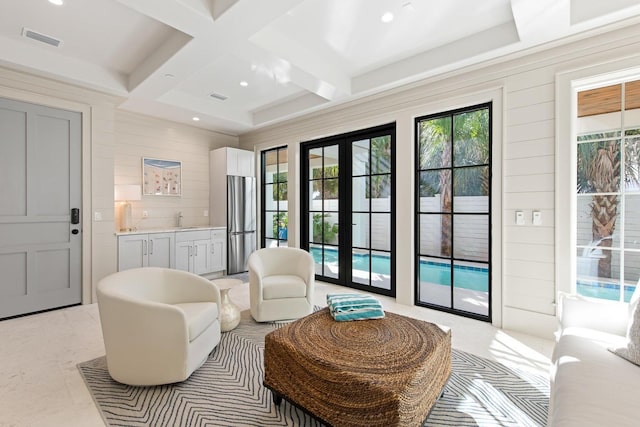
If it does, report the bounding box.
[115,226,226,236]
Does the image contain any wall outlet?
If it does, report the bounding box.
[515,211,525,226]
[142,210,149,218]
[204,210,208,217]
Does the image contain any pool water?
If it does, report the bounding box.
[577,281,635,302]
[310,248,635,301]
[310,247,489,292]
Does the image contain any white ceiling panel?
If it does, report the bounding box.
[0,0,178,75]
[175,53,304,111]
[253,0,515,76]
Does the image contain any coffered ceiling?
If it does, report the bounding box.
[2,0,640,134]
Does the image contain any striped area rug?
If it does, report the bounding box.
[78,310,548,426]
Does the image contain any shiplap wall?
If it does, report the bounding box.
[240,25,640,338]
[114,111,237,230]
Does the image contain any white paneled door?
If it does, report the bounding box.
[0,97,82,319]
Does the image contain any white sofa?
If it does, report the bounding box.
[97,267,221,386]
[549,292,640,426]
[248,247,314,322]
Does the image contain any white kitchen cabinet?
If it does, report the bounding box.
[211,147,254,177]
[118,232,175,271]
[175,230,212,275]
[210,228,227,272]
[118,228,226,275]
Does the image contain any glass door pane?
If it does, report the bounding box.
[261,147,288,248]
[351,135,392,291]
[308,144,340,280]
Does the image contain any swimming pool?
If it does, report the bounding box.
[310,247,489,292]
[577,281,635,302]
[311,247,634,302]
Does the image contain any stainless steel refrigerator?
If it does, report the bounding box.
[227,175,256,274]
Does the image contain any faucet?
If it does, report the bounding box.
[177,211,183,228]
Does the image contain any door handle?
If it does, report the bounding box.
[195,245,198,256]
[71,208,80,224]
[149,239,154,255]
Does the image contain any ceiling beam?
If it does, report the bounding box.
[353,22,520,95]
[510,0,570,43]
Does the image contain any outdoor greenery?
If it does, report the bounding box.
[272,212,288,240]
[312,166,339,199]
[313,213,338,243]
[369,136,392,198]
[272,172,288,201]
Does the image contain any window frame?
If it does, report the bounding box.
[414,102,493,322]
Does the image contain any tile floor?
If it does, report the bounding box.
[0,281,555,427]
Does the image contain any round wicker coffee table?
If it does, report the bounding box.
[264,307,451,427]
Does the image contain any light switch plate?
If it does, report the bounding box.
[94,211,102,221]
[204,210,209,217]
[142,210,149,218]
[515,211,525,225]
[533,210,542,226]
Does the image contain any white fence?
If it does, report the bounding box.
[308,196,488,261]
[419,195,488,262]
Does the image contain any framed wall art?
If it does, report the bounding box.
[142,157,182,196]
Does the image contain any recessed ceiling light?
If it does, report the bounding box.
[192,117,200,121]
[381,12,394,23]
[240,81,248,87]
[49,0,64,5]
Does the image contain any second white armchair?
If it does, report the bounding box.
[248,247,315,322]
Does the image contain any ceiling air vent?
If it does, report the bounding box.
[209,92,228,101]
[22,27,63,48]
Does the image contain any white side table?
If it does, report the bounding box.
[213,278,242,332]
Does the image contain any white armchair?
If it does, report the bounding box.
[248,247,315,322]
[97,267,221,386]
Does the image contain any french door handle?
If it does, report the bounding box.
[149,240,154,255]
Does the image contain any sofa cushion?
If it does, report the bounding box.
[262,275,306,300]
[559,293,628,336]
[174,302,219,342]
[611,297,640,366]
[551,326,640,426]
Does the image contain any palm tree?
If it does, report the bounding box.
[577,132,640,278]
[419,117,453,256]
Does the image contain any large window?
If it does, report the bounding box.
[301,124,395,297]
[261,146,288,248]
[576,80,640,302]
[415,103,491,321]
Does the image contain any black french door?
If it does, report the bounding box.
[301,124,395,297]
